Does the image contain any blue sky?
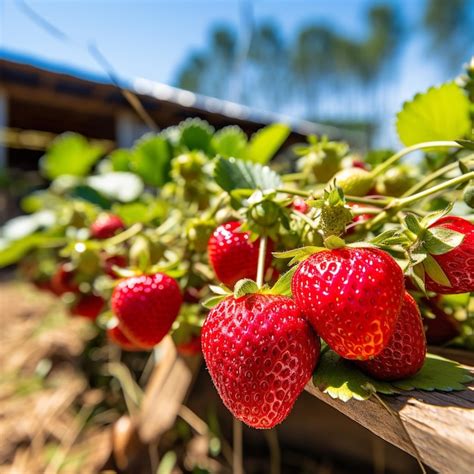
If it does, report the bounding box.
[0,0,471,145]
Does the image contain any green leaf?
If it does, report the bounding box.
[456,139,474,151]
[214,157,282,193]
[392,354,473,392]
[244,123,290,164]
[396,83,471,146]
[112,201,164,226]
[179,118,215,153]
[312,352,472,403]
[268,266,297,297]
[312,351,397,402]
[212,126,247,158]
[202,295,227,309]
[40,133,104,179]
[423,254,451,287]
[273,246,324,265]
[324,235,346,249]
[423,227,465,255]
[404,214,422,235]
[234,279,259,298]
[87,172,144,202]
[131,134,172,187]
[0,233,60,267]
[109,149,132,171]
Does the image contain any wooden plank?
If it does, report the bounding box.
[305,366,474,474]
[138,336,201,444]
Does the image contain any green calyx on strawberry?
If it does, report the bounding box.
[310,186,353,238]
[111,272,183,349]
[296,135,348,183]
[333,167,375,197]
[357,292,426,380]
[202,283,320,428]
[403,210,474,294]
[242,190,291,240]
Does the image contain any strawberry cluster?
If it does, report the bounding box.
[201,209,474,428]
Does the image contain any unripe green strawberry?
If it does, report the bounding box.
[463,183,474,208]
[302,150,341,183]
[292,247,404,360]
[357,293,426,380]
[333,168,374,196]
[202,294,320,429]
[320,204,353,237]
[171,151,207,181]
[376,166,417,197]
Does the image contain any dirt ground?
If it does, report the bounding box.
[0,281,112,473]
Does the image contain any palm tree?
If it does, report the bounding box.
[424,0,474,69]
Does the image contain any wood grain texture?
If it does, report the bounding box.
[138,337,201,443]
[305,365,474,474]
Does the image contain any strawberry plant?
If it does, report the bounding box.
[1,63,474,471]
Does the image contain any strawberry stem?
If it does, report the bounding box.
[103,223,143,247]
[401,156,474,198]
[233,418,244,474]
[366,171,474,231]
[371,140,463,179]
[257,235,268,288]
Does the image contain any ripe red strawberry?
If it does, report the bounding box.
[102,254,128,278]
[292,247,404,360]
[108,325,145,351]
[424,216,474,294]
[345,202,375,234]
[91,214,125,239]
[207,221,273,288]
[52,263,79,295]
[176,334,202,356]
[422,298,460,345]
[357,292,426,380]
[111,273,182,349]
[291,198,309,214]
[202,294,320,429]
[71,294,104,321]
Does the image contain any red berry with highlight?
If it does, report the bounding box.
[207,221,272,288]
[202,294,319,429]
[425,216,474,294]
[108,325,145,351]
[177,334,202,356]
[292,247,404,360]
[111,273,182,349]
[357,292,426,380]
[71,294,104,321]
[91,214,125,239]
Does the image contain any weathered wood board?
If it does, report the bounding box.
[305,364,474,474]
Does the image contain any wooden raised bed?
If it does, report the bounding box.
[142,341,474,473]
